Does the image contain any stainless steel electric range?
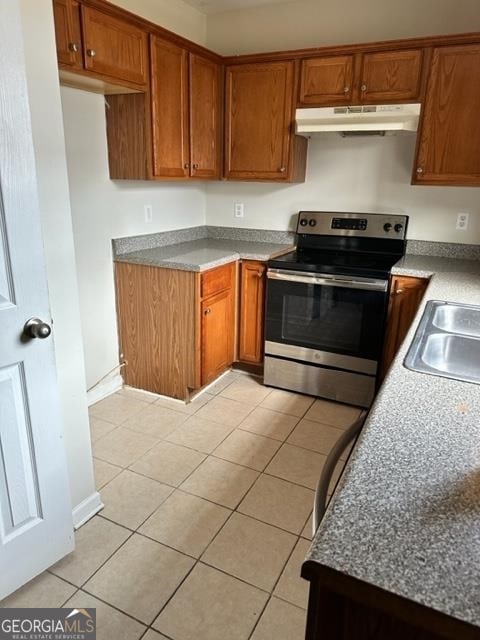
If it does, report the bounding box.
[264,211,408,408]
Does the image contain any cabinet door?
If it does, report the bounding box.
[238,261,266,364]
[201,289,234,385]
[358,49,423,103]
[381,276,428,376]
[81,6,147,86]
[414,44,480,186]
[189,54,221,179]
[151,36,190,178]
[53,0,82,69]
[225,61,294,180]
[299,55,354,106]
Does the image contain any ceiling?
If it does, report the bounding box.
[182,0,294,14]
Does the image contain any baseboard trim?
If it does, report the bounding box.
[72,492,104,529]
[87,373,123,406]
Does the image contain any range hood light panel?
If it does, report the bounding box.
[295,104,422,135]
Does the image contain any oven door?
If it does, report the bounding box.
[265,269,389,374]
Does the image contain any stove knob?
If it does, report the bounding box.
[383,223,392,232]
[299,219,308,227]
[394,223,403,233]
[309,219,317,227]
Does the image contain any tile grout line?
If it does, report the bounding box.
[87,379,342,634]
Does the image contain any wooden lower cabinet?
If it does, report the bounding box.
[201,289,235,385]
[115,260,236,399]
[238,260,266,364]
[303,565,476,640]
[200,262,236,385]
[115,262,197,399]
[381,275,429,376]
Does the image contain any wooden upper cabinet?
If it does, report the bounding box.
[189,54,221,179]
[150,36,190,178]
[298,48,423,106]
[53,0,82,69]
[299,55,354,106]
[81,6,148,86]
[414,44,480,186]
[381,275,428,377]
[225,61,306,181]
[238,261,266,364]
[358,49,423,103]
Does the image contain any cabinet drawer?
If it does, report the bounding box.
[201,262,235,299]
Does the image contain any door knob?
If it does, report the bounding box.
[23,318,52,339]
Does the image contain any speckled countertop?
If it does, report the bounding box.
[306,254,480,629]
[114,238,293,271]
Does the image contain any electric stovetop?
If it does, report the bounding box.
[268,249,400,280]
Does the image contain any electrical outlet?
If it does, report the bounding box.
[144,204,153,223]
[234,203,244,218]
[456,212,469,231]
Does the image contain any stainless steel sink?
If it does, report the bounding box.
[432,304,480,338]
[404,301,480,384]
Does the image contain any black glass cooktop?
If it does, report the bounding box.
[268,249,400,279]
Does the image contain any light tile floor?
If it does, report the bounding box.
[1,370,361,640]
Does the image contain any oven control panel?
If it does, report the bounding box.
[297,211,408,240]
[331,217,367,231]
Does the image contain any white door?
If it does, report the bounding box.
[0,0,73,599]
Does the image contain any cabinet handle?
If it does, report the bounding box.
[416,167,424,174]
[343,86,350,93]
[192,163,199,170]
[204,308,212,315]
[68,42,79,53]
[395,288,405,295]
[360,84,367,91]
[255,270,264,277]
[184,162,190,169]
[86,48,96,57]
[279,166,286,173]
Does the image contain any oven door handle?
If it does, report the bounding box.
[267,270,388,292]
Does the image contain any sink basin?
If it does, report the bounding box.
[404,300,480,384]
[432,304,480,338]
[421,333,480,380]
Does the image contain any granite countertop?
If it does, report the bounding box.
[305,254,480,629]
[114,238,294,271]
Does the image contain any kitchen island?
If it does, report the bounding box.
[303,255,480,639]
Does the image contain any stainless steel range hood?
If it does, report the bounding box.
[295,104,421,136]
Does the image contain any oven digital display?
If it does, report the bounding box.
[331,218,368,231]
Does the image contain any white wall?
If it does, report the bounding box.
[61,0,208,391]
[206,135,480,243]
[114,0,207,44]
[206,0,480,54]
[18,1,96,516]
[61,88,206,390]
